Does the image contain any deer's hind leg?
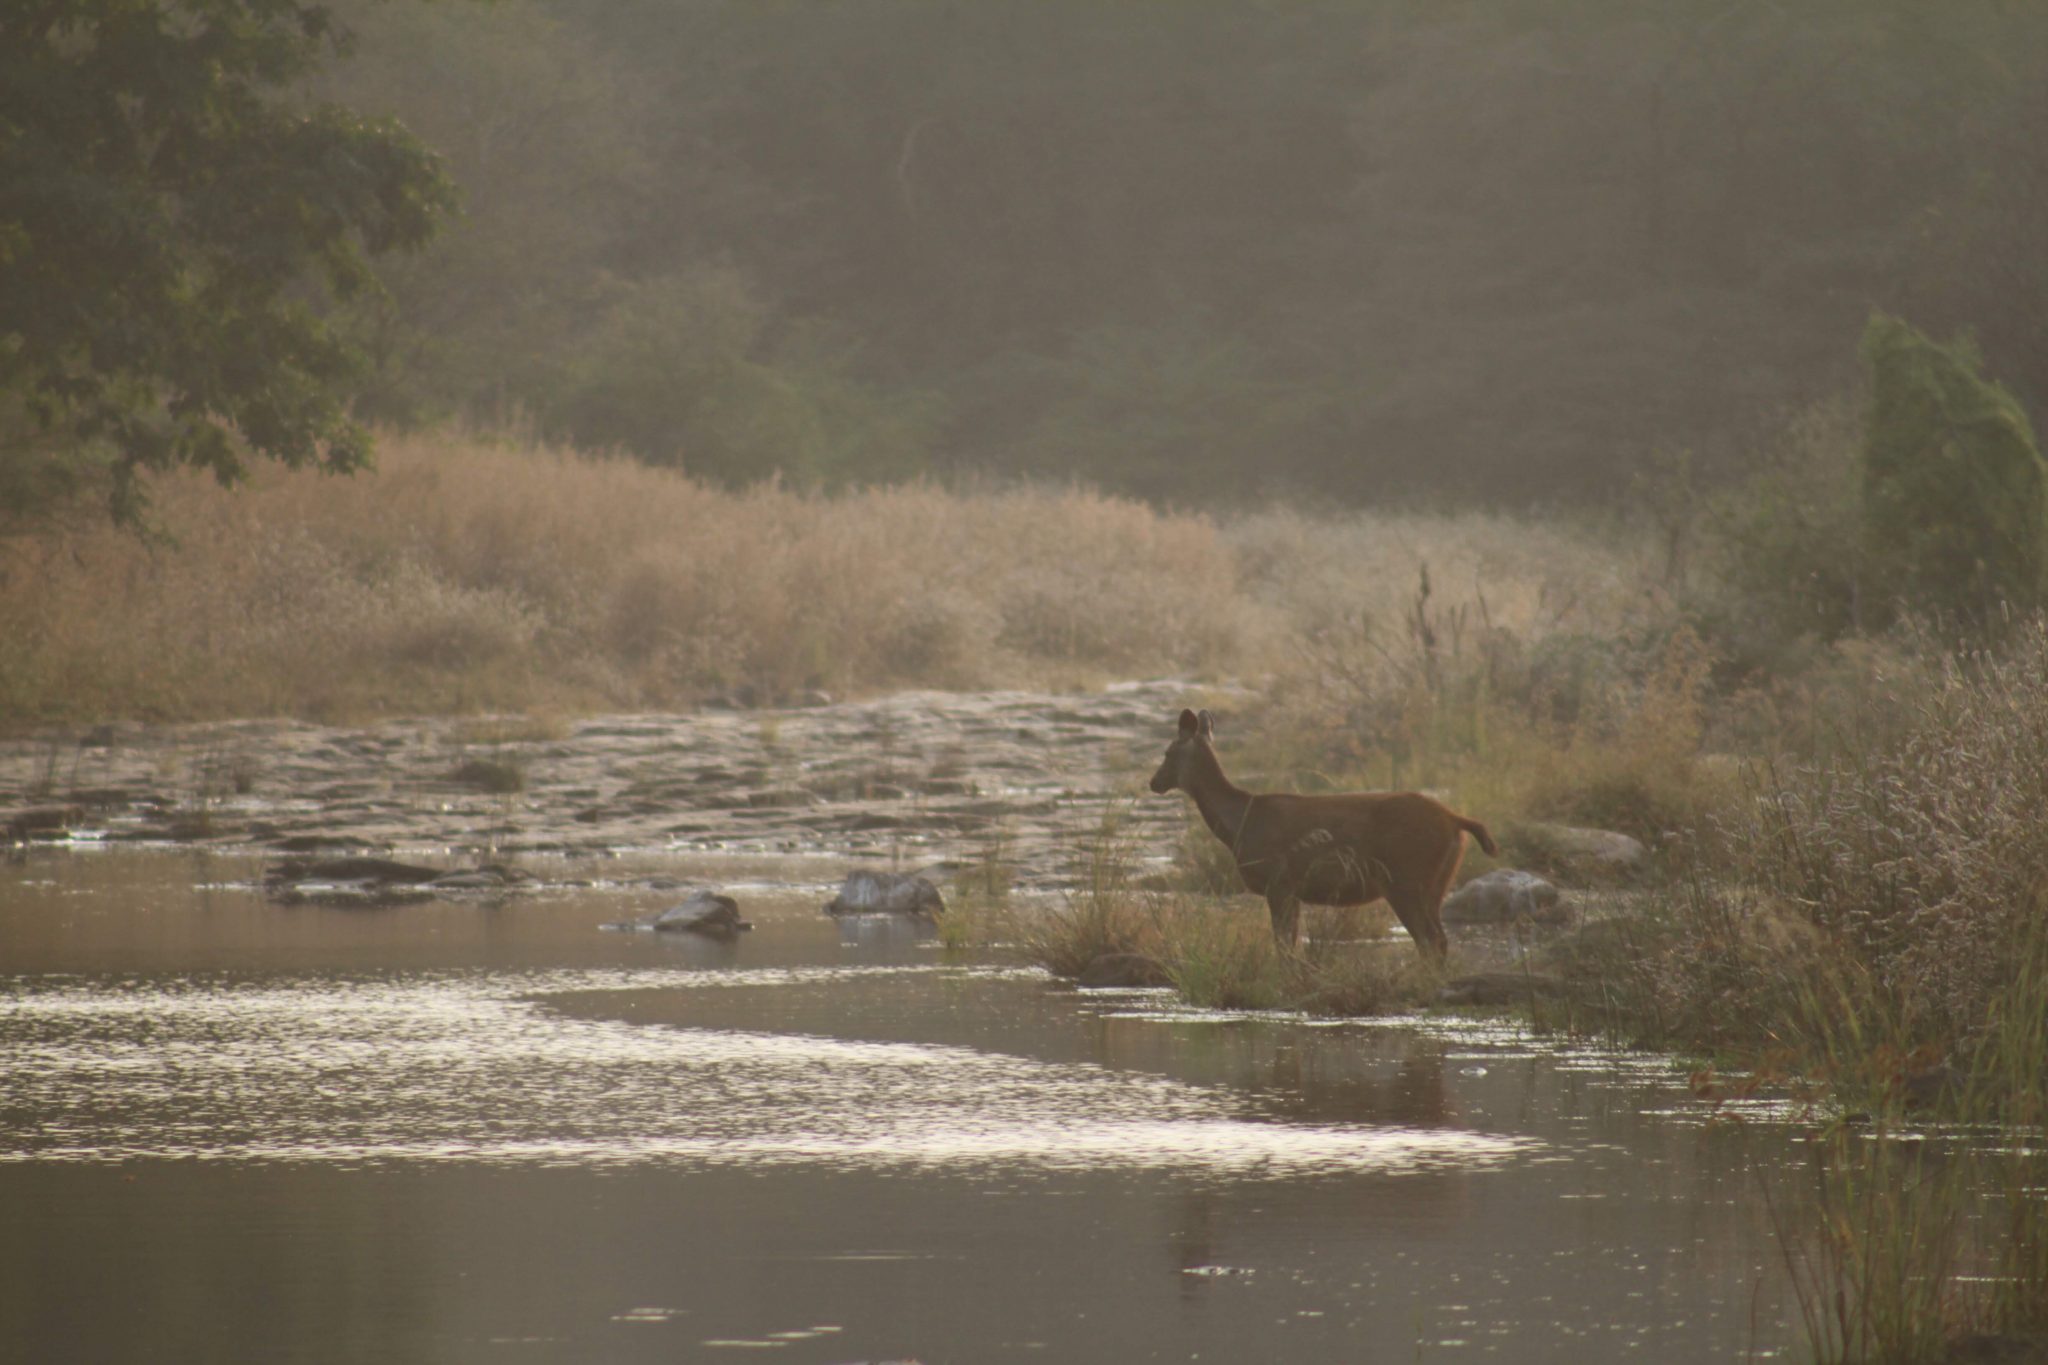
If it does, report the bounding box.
[1264,883,1302,952]
[1385,885,1448,960]
[1391,830,1468,962]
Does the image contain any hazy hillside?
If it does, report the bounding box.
[312,0,2048,504]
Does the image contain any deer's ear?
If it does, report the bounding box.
[1177,708,1200,737]
[1197,709,1214,738]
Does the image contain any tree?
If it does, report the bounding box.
[1861,313,2048,632]
[0,0,453,531]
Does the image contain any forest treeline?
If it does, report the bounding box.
[307,0,2048,503]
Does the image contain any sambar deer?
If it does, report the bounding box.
[1148,708,1496,960]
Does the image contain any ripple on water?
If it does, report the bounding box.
[0,968,1536,1176]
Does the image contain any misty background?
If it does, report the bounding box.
[310,0,2048,505]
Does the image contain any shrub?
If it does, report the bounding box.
[1860,312,2048,633]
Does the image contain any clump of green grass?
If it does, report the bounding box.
[938,829,1019,953]
[1021,891,1158,980]
[1156,903,1286,1010]
[1022,815,1160,976]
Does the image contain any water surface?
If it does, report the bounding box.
[2,850,1814,1362]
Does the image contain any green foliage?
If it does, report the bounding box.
[0,1,454,530]
[539,270,940,485]
[1704,397,1871,661]
[1859,313,2048,631]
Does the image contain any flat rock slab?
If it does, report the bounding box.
[0,681,1236,892]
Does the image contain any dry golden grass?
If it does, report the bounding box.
[0,428,1651,726]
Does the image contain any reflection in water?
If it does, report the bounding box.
[0,968,1530,1175]
[833,911,938,956]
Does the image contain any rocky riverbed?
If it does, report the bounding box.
[0,682,1237,891]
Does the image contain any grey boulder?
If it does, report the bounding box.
[823,871,946,919]
[1441,869,1568,925]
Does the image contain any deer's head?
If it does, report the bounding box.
[1149,708,1214,794]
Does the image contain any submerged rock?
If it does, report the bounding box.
[1441,869,1568,925]
[270,834,372,853]
[426,864,538,892]
[605,890,750,937]
[264,856,535,906]
[4,805,85,840]
[822,870,946,919]
[647,890,750,937]
[268,856,443,888]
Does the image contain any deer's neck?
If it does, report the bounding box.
[1184,746,1255,852]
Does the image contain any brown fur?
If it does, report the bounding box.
[1148,708,1496,959]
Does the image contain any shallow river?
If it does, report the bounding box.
[1,850,1821,1363]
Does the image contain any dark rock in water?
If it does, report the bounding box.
[266,856,537,906]
[5,805,85,839]
[605,890,749,936]
[159,815,232,841]
[645,890,750,937]
[1441,869,1568,925]
[745,787,816,809]
[1437,972,1572,1006]
[271,834,371,853]
[425,864,538,892]
[66,787,135,810]
[268,856,443,888]
[822,871,946,919]
[1076,953,1172,988]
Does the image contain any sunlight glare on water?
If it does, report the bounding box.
[0,966,1534,1174]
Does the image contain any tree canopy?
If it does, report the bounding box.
[0,0,453,530]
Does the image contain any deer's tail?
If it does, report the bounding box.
[1457,817,1499,858]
